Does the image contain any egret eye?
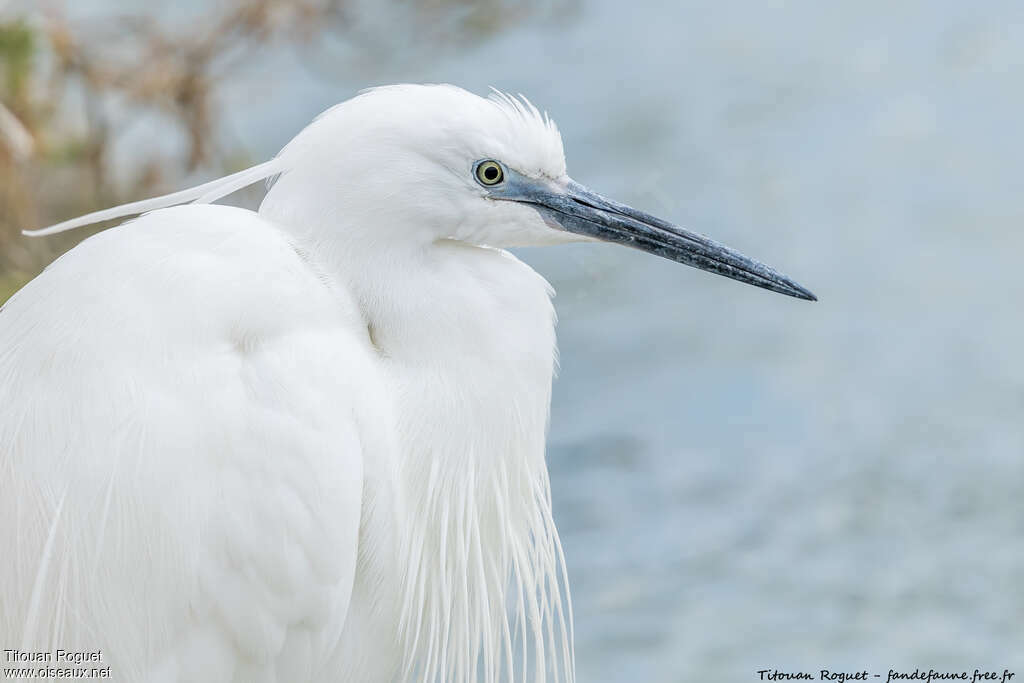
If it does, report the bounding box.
[475,160,504,186]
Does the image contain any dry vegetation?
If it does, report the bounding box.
[0,0,564,303]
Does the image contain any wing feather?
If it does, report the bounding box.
[0,205,382,682]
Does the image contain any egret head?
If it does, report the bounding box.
[28,83,814,300]
[267,84,814,300]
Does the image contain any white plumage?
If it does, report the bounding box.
[2,85,573,683]
[1,84,813,683]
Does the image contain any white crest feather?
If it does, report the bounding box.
[23,159,284,237]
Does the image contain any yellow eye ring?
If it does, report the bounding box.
[475,160,504,186]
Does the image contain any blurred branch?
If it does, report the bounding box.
[0,0,564,303]
[42,0,351,168]
[0,101,31,159]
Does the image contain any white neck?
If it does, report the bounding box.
[261,195,574,682]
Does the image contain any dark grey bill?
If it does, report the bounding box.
[489,168,816,301]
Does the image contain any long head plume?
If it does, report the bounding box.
[22,159,284,237]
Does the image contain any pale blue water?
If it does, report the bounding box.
[54,0,1024,680]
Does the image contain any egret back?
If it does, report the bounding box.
[0,205,389,681]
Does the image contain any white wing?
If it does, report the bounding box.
[0,205,386,682]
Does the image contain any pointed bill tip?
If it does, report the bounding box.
[781,279,817,302]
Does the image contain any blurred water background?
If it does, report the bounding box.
[2,1,1023,681]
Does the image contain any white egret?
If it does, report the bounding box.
[0,84,814,683]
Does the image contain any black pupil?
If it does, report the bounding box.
[484,165,499,181]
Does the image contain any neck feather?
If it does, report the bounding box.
[370,243,573,683]
[397,447,574,683]
[261,196,575,681]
